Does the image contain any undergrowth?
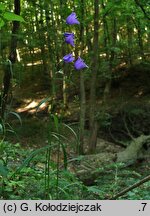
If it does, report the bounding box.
[0,141,149,200]
[0,141,86,199]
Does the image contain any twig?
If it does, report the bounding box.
[108,127,127,148]
[111,174,150,200]
[123,114,135,140]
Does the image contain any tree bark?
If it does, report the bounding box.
[102,0,111,102]
[1,0,20,119]
[79,0,86,155]
[103,17,117,101]
[117,135,150,163]
[88,0,99,153]
[137,20,145,61]
[60,0,68,109]
[126,16,133,66]
[35,1,48,77]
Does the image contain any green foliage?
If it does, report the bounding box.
[0,160,8,177]
[3,12,25,22]
[1,141,149,200]
[0,111,22,140]
[0,122,4,135]
[86,163,150,200]
[0,19,5,28]
[0,0,149,201]
[0,3,5,27]
[0,3,5,11]
[97,111,112,128]
[0,141,86,199]
[0,59,22,140]
[0,2,25,28]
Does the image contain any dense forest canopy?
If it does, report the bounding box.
[0,0,150,200]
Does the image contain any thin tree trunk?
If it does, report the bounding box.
[28,14,35,76]
[79,0,86,155]
[102,0,110,60]
[1,0,20,119]
[60,0,68,109]
[79,71,86,154]
[49,0,56,99]
[148,24,150,57]
[38,0,48,75]
[137,20,145,60]
[103,17,117,101]
[85,4,92,53]
[102,0,111,102]
[88,0,99,153]
[44,0,57,95]
[126,16,133,66]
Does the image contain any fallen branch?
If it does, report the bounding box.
[111,174,150,200]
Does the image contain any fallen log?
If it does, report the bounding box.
[117,135,150,163]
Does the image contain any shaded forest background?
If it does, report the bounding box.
[0,0,150,200]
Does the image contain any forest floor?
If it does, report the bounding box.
[8,62,150,147]
[4,62,150,199]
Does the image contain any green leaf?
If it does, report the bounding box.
[12,144,58,176]
[60,142,68,170]
[8,112,22,125]
[3,12,25,22]
[36,97,50,112]
[0,3,5,11]
[0,18,5,28]
[87,186,102,194]
[0,161,8,177]
[63,123,79,144]
[51,114,59,132]
[0,123,4,135]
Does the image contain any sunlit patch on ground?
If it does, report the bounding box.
[26,60,43,66]
[17,99,48,114]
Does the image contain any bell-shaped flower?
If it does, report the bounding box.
[63,53,75,63]
[66,12,80,25]
[64,32,75,47]
[74,57,88,70]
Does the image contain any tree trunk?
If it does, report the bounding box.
[102,0,110,102]
[126,16,133,66]
[103,17,117,101]
[137,20,145,61]
[78,0,86,155]
[117,135,150,163]
[88,0,99,153]
[35,0,48,76]
[85,3,92,53]
[1,0,20,119]
[60,0,68,109]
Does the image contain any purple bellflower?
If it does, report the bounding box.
[63,53,75,63]
[74,57,88,70]
[66,12,80,25]
[64,32,75,47]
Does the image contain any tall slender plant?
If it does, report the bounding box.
[62,10,88,155]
